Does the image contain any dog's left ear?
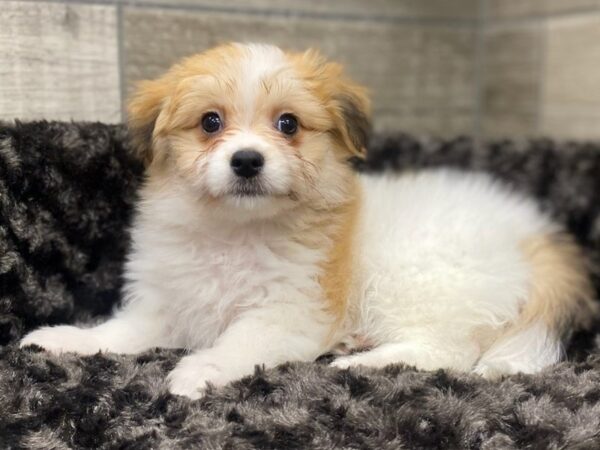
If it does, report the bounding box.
[330,84,371,158]
[291,49,371,158]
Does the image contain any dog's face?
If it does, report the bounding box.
[128,43,370,220]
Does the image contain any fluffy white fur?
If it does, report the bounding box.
[21,44,577,399]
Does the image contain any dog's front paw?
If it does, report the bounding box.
[330,354,364,370]
[20,326,102,355]
[167,352,241,400]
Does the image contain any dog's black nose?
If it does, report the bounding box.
[230,149,264,178]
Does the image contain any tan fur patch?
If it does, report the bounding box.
[520,232,598,336]
[318,181,361,322]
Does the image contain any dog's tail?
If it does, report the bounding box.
[475,232,598,377]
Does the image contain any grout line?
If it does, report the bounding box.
[534,19,548,137]
[472,0,487,144]
[14,0,479,27]
[116,2,127,121]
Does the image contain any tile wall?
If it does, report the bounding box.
[2,0,600,140]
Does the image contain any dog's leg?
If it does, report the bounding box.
[20,310,170,355]
[330,337,481,372]
[167,305,329,399]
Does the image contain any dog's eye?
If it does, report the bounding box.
[276,113,298,136]
[201,112,222,134]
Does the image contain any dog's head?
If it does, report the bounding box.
[128,43,370,220]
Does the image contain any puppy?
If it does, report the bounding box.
[21,43,598,398]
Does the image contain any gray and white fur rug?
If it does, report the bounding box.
[1,121,600,449]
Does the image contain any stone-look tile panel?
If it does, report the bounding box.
[128,0,480,20]
[0,1,121,123]
[487,0,599,19]
[481,25,543,138]
[545,0,600,14]
[541,15,600,139]
[123,8,477,137]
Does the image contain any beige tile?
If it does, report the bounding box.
[487,0,599,19]
[486,0,547,19]
[541,15,600,139]
[387,110,476,137]
[541,112,600,139]
[0,1,121,122]
[480,25,543,138]
[481,112,539,139]
[545,0,600,14]
[123,8,477,137]
[126,0,480,20]
[543,15,600,106]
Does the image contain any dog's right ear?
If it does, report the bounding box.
[127,79,172,166]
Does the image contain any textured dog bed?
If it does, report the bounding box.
[2,121,600,449]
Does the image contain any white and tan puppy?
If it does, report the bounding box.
[21,43,598,399]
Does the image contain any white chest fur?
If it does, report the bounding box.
[123,182,327,350]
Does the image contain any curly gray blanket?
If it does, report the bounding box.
[1,121,600,449]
